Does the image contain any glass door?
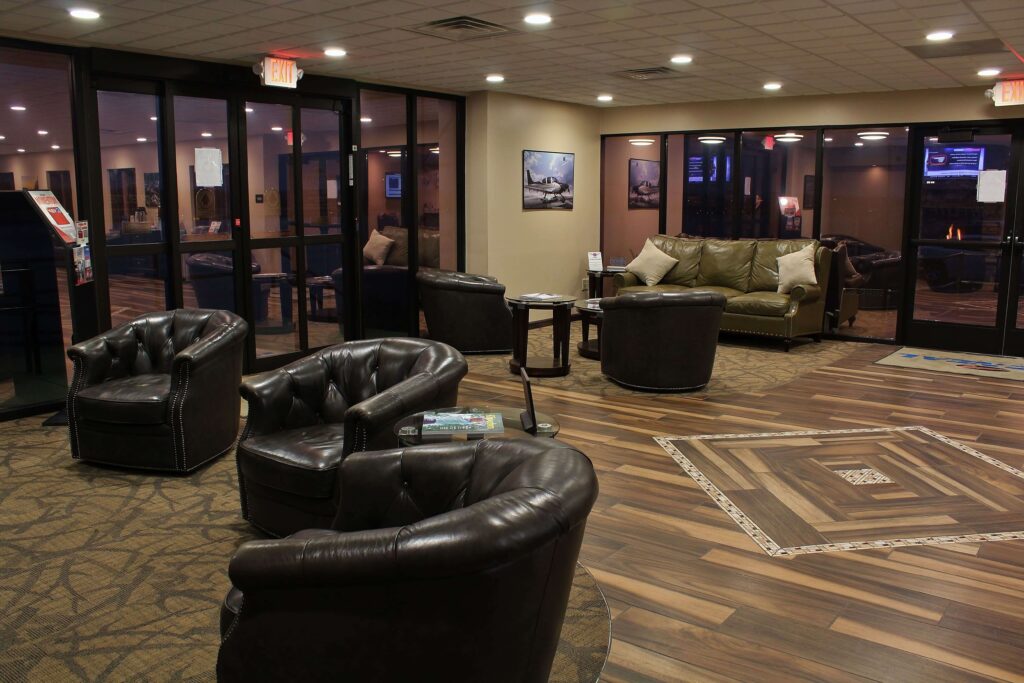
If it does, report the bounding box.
[904,126,1022,353]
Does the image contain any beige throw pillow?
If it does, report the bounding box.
[626,239,679,286]
[777,244,817,294]
[363,229,394,265]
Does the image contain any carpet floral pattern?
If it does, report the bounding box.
[0,418,609,682]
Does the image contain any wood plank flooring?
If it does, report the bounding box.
[457,342,1024,682]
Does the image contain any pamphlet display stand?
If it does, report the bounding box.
[0,190,97,420]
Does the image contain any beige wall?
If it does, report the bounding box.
[0,150,78,216]
[466,92,600,303]
[602,136,659,261]
[600,86,1023,134]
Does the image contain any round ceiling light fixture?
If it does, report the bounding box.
[17,148,25,153]
[628,138,656,146]
[775,132,804,142]
[977,68,1001,77]
[524,13,552,25]
[51,144,60,150]
[824,137,834,142]
[485,74,505,83]
[37,130,48,136]
[245,107,254,113]
[857,131,890,141]
[136,137,147,142]
[854,142,864,147]
[670,54,693,64]
[596,94,613,102]
[429,147,440,154]
[0,135,5,140]
[698,135,727,144]
[387,151,402,157]
[149,116,157,121]
[323,47,347,58]
[763,82,782,91]
[926,30,954,41]
[69,8,100,20]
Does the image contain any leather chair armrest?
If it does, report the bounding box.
[344,371,444,443]
[239,370,296,437]
[613,271,640,288]
[789,284,821,303]
[67,328,125,387]
[172,319,248,374]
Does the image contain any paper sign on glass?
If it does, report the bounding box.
[195,147,223,187]
[977,169,1006,203]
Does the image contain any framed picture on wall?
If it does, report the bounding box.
[523,150,574,210]
[144,172,161,208]
[628,158,660,209]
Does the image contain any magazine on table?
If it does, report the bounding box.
[421,411,504,434]
[519,292,564,301]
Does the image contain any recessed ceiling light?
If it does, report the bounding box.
[10,105,26,111]
[271,126,283,132]
[387,151,402,157]
[324,47,347,58]
[824,137,834,142]
[628,138,656,146]
[670,55,693,65]
[201,132,213,137]
[486,74,505,83]
[360,116,372,123]
[857,131,890,140]
[429,147,439,154]
[524,13,551,25]
[698,135,727,144]
[37,130,48,136]
[0,135,4,140]
[149,116,157,121]
[854,142,864,147]
[245,107,254,113]
[17,148,25,153]
[69,8,100,20]
[596,94,613,102]
[926,30,954,41]
[776,132,804,142]
[978,68,1001,77]
[51,144,60,150]
[929,137,939,142]
[763,82,782,91]
[136,137,147,142]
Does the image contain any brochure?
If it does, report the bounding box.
[421,411,504,434]
[520,292,564,301]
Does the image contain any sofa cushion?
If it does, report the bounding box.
[725,291,792,317]
[363,230,394,265]
[749,239,816,292]
[76,374,170,425]
[696,239,756,291]
[688,286,744,299]
[778,244,818,294]
[617,284,691,294]
[238,423,346,498]
[627,239,679,286]
[651,236,702,286]
[381,226,409,267]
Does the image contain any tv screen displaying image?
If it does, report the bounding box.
[385,172,402,198]
[924,146,985,178]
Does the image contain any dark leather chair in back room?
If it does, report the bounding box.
[218,437,599,683]
[601,291,726,391]
[235,338,468,537]
[66,309,247,472]
[417,269,514,353]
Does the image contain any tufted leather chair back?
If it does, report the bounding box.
[96,309,234,380]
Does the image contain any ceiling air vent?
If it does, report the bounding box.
[617,66,677,81]
[406,16,514,42]
[904,38,1006,59]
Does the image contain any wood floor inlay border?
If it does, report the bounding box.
[656,426,1024,557]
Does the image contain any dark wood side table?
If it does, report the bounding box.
[575,299,603,360]
[505,294,576,377]
[587,269,624,298]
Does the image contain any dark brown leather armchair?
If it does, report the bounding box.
[601,291,726,391]
[236,338,468,537]
[218,437,598,683]
[417,269,513,353]
[66,309,247,472]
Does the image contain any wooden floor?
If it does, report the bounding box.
[458,342,1024,682]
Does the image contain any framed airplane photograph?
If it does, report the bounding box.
[522,149,574,210]
[628,158,660,209]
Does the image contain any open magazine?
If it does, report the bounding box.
[421,411,504,434]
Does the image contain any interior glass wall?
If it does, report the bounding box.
[601,136,661,263]
[821,127,908,340]
[175,96,231,242]
[246,102,295,238]
[740,130,817,239]
[416,97,457,271]
[665,134,685,236]
[684,133,734,237]
[360,90,410,337]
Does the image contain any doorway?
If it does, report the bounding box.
[904,125,1024,354]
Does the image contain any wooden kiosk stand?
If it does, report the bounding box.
[0,190,97,421]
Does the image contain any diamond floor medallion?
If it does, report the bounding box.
[656,427,1024,556]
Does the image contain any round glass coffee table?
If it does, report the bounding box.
[394,406,559,446]
[575,298,603,360]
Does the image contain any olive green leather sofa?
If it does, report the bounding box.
[613,236,832,348]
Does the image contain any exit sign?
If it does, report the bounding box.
[260,56,300,89]
[992,79,1024,107]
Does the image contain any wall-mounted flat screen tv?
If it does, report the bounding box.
[385,172,402,198]
[924,146,985,178]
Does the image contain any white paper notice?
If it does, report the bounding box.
[587,251,603,271]
[195,147,223,187]
[977,169,1006,203]
[326,179,338,199]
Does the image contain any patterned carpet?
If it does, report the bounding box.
[0,418,610,682]
[469,323,863,396]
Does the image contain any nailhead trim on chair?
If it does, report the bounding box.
[171,362,190,472]
[221,593,244,644]
[67,359,85,460]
